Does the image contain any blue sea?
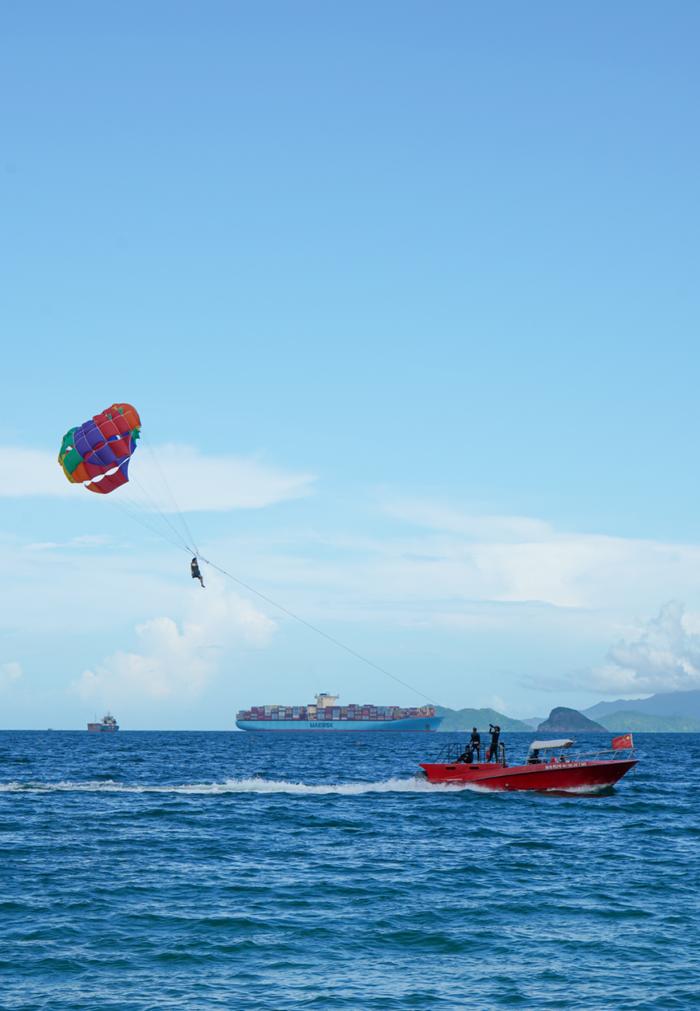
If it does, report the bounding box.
[1,731,698,1010]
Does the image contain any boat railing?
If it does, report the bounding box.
[430,740,508,766]
[527,746,636,765]
[573,746,635,761]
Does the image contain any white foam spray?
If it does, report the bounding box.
[0,776,489,796]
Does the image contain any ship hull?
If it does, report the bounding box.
[236,715,442,732]
[87,724,119,732]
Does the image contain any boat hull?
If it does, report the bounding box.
[419,758,637,792]
[236,715,442,732]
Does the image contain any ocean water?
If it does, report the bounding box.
[1,731,698,1010]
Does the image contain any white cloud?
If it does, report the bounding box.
[487,694,509,713]
[0,449,75,498]
[373,498,700,613]
[72,573,275,704]
[0,661,23,687]
[129,444,314,511]
[27,534,112,551]
[384,499,553,541]
[589,601,700,694]
[0,444,314,512]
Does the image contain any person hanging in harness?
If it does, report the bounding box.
[191,556,205,588]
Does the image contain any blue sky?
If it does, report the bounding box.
[2,2,700,728]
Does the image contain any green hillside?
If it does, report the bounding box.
[597,710,700,733]
[435,707,532,732]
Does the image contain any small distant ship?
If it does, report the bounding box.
[87,713,119,732]
[236,693,441,732]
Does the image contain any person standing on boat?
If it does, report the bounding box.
[488,724,500,762]
[470,727,481,760]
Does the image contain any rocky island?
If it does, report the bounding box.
[537,707,607,733]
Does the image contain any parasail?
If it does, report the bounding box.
[58,403,141,494]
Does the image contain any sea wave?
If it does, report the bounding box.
[1,731,695,1010]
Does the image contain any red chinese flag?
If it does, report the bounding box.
[612,733,633,750]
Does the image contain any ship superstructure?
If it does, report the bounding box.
[87,713,119,732]
[236,693,441,732]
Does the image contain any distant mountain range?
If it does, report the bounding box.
[583,690,700,722]
[435,707,532,732]
[594,710,700,732]
[437,689,700,733]
[521,717,545,729]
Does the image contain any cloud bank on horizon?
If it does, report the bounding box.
[3,479,700,722]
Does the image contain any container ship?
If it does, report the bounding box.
[236,693,441,732]
[87,713,119,732]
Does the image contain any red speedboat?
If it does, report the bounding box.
[419,736,637,793]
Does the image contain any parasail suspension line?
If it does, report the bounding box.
[140,435,200,557]
[104,490,195,556]
[197,553,440,707]
[127,472,197,555]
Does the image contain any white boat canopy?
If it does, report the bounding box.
[528,739,574,752]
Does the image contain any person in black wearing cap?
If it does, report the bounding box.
[470,727,481,760]
[488,723,501,762]
[458,726,484,763]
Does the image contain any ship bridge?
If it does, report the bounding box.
[314,693,339,708]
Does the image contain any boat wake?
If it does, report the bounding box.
[544,782,616,796]
[0,776,492,796]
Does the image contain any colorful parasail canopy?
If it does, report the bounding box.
[58,403,141,494]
